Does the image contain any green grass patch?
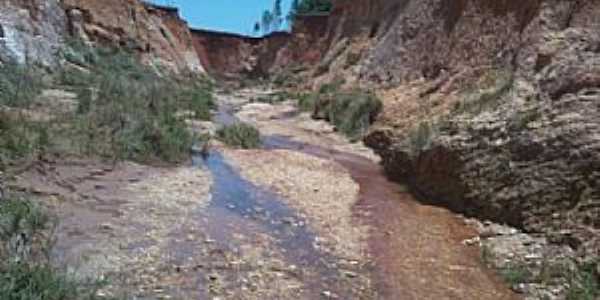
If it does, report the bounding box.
[62,42,215,163]
[0,41,215,165]
[216,123,261,149]
[0,196,115,300]
[297,82,381,140]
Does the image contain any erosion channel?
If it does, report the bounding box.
[11,89,520,299]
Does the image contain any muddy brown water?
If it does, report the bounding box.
[261,135,519,299]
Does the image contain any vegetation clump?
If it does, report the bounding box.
[216,123,262,149]
[0,40,215,165]
[253,0,332,35]
[297,82,382,140]
[0,196,111,300]
[289,0,333,18]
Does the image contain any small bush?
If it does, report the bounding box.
[326,91,382,140]
[180,84,215,121]
[216,123,261,149]
[318,79,344,94]
[508,109,542,131]
[297,81,381,140]
[480,244,494,265]
[271,71,296,87]
[345,51,362,68]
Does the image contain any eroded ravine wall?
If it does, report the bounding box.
[356,0,600,263]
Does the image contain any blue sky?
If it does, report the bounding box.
[149,0,292,36]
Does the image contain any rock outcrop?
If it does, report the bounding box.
[0,0,66,65]
[62,0,204,73]
[0,0,204,73]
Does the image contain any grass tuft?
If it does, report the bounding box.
[325,91,382,140]
[297,82,381,140]
[0,196,115,300]
[216,123,261,149]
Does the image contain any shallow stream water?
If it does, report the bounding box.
[195,95,519,299]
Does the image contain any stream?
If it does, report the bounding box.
[183,90,519,299]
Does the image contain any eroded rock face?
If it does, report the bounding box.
[62,0,203,73]
[0,0,66,65]
[0,0,204,73]
[362,0,600,264]
[191,29,272,79]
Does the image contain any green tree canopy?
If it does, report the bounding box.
[287,0,332,23]
[254,0,332,35]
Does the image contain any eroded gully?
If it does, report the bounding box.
[38,89,521,299]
